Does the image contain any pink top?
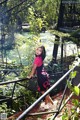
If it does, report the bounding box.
[33,56,43,67]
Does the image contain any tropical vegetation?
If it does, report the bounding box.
[0,0,80,119]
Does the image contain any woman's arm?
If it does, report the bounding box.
[27,64,37,79]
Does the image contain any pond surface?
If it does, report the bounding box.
[40,31,77,63]
[0,31,78,65]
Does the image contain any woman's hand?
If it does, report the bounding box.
[27,76,32,79]
[27,75,33,79]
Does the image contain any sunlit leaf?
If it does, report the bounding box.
[67,80,72,89]
[62,115,69,120]
[72,99,79,106]
[73,86,80,96]
[70,71,77,79]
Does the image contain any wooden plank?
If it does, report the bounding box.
[28,110,58,116]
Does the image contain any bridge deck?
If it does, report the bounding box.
[8,89,80,120]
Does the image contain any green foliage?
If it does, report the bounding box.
[67,80,73,91]
[62,60,80,120]
[12,87,40,112]
[72,99,79,107]
[28,7,47,33]
[69,29,80,47]
[0,103,7,113]
[62,108,69,120]
[73,86,80,96]
[62,99,80,120]
[49,29,70,38]
[67,70,80,96]
[27,0,60,32]
[0,103,15,117]
[7,33,40,65]
[70,71,77,79]
[3,0,61,33]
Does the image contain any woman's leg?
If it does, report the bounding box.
[41,91,53,105]
[45,94,53,105]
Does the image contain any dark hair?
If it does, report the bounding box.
[40,46,46,60]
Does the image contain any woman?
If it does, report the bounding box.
[27,46,53,109]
